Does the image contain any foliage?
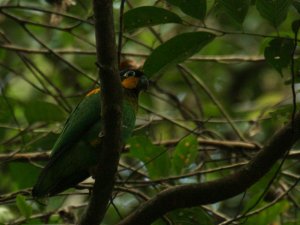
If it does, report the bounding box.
[124,6,182,31]
[0,0,299,224]
[143,31,215,76]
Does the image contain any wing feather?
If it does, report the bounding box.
[51,91,101,156]
[33,91,101,197]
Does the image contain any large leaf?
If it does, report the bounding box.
[166,0,206,20]
[16,194,32,219]
[24,100,66,123]
[218,0,250,24]
[128,136,171,179]
[172,135,198,175]
[256,0,292,27]
[124,6,182,31]
[143,32,215,77]
[264,38,294,74]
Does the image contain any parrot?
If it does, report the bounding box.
[32,69,148,197]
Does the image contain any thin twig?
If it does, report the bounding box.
[178,64,247,142]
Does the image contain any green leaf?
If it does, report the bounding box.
[0,96,17,123]
[169,207,214,225]
[24,101,66,123]
[172,135,198,175]
[23,218,44,224]
[9,162,41,189]
[270,104,295,123]
[124,6,182,31]
[244,200,289,225]
[16,194,32,219]
[264,38,294,74]
[166,0,206,20]
[143,32,215,76]
[218,0,250,24]
[256,0,292,27]
[242,163,281,213]
[128,136,171,179]
[152,219,167,225]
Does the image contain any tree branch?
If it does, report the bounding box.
[79,0,121,225]
[0,138,258,163]
[118,111,300,225]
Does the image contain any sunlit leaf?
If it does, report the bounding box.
[128,136,171,179]
[16,194,32,219]
[243,200,289,225]
[166,0,206,20]
[172,135,198,175]
[264,38,294,74]
[144,32,215,76]
[124,6,182,31]
[256,0,292,27]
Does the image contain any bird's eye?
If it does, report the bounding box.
[125,70,135,77]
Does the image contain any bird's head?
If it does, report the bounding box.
[120,69,149,94]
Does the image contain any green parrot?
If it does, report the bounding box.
[32,69,148,197]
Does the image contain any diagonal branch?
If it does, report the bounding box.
[79,0,121,225]
[118,111,300,225]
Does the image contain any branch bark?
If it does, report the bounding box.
[0,138,258,163]
[118,112,300,225]
[79,0,121,225]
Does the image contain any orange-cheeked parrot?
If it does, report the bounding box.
[32,69,148,197]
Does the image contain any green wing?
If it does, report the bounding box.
[51,92,102,156]
[33,91,138,197]
[33,92,102,197]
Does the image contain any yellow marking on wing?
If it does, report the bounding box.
[86,88,101,97]
[90,138,101,147]
[122,77,139,89]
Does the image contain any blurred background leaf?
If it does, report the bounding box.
[143,32,215,76]
[124,6,182,31]
[166,0,207,20]
[128,135,171,179]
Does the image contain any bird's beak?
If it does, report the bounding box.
[137,75,149,91]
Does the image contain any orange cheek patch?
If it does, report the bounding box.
[122,77,139,89]
[86,88,101,96]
